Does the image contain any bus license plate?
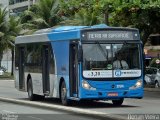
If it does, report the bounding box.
[107,92,118,97]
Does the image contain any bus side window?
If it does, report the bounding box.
[27,52,33,63]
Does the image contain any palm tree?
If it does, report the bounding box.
[34,0,60,27]
[75,8,101,26]
[0,7,8,67]
[8,16,21,75]
[58,0,111,26]
[19,10,49,35]
[20,0,60,32]
[0,7,21,74]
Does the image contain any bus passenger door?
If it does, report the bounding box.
[19,47,25,90]
[69,43,78,97]
[42,45,50,95]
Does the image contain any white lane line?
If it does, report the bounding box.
[0,80,14,82]
[2,110,16,114]
[28,116,43,120]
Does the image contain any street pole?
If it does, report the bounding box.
[158,53,160,68]
[11,49,14,76]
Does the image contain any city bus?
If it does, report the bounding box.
[15,24,144,106]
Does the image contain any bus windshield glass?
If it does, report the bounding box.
[82,43,141,78]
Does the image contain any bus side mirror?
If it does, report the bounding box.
[78,46,83,62]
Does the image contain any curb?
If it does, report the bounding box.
[0,79,14,81]
[0,97,127,120]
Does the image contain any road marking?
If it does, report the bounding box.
[0,97,124,120]
[2,110,16,114]
[28,116,43,120]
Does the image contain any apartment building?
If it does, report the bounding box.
[0,0,9,10]
[9,0,38,13]
[1,0,38,14]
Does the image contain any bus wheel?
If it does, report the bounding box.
[112,99,124,106]
[27,79,37,101]
[60,81,71,105]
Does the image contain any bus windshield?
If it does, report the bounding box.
[82,43,141,78]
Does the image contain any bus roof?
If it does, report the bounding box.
[34,24,108,34]
[15,24,139,44]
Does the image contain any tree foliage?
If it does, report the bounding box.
[0,7,21,66]
[111,0,160,43]
[20,0,61,32]
[59,0,160,43]
[59,0,106,25]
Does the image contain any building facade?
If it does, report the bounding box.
[1,0,38,15]
[0,0,9,8]
[9,0,38,14]
[0,0,9,12]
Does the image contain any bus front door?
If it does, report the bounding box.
[42,45,50,95]
[70,44,78,97]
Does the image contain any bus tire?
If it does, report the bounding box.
[112,98,124,106]
[27,79,37,101]
[60,81,71,106]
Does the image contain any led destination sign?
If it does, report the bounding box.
[81,30,139,41]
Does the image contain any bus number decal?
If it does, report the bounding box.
[83,70,112,78]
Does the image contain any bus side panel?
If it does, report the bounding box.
[15,69,19,90]
[29,73,43,95]
[51,41,70,98]
[51,41,69,75]
[49,42,57,97]
[52,75,59,97]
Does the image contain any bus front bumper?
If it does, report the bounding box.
[79,88,143,100]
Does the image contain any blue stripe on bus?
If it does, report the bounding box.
[48,31,80,41]
[51,41,69,75]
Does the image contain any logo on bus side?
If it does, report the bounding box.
[115,70,121,77]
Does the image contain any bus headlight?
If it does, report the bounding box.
[82,80,96,90]
[136,80,142,87]
[129,80,142,90]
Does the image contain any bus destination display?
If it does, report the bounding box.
[81,30,139,41]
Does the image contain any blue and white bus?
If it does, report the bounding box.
[15,24,144,105]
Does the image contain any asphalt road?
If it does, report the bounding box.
[0,80,160,119]
[0,101,100,120]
